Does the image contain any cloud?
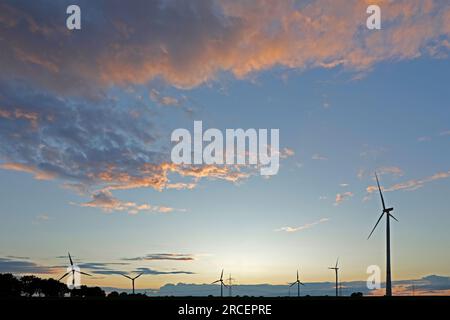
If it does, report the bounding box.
[135,267,195,275]
[78,190,182,215]
[0,81,253,212]
[1,0,449,213]
[57,260,195,276]
[334,192,354,206]
[417,136,431,142]
[0,257,57,274]
[155,275,450,296]
[440,130,450,136]
[1,0,449,93]
[312,154,328,161]
[275,218,329,233]
[149,89,181,107]
[33,214,50,225]
[279,147,295,159]
[366,170,450,193]
[0,163,55,180]
[123,253,195,261]
[377,166,404,177]
[367,275,450,296]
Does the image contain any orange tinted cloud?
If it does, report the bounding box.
[79,190,181,215]
[367,170,450,193]
[334,191,354,205]
[1,1,449,91]
[0,162,55,180]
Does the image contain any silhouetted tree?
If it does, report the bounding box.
[351,292,363,297]
[119,292,128,297]
[71,285,105,298]
[0,273,22,297]
[20,275,41,297]
[108,291,119,298]
[40,278,68,297]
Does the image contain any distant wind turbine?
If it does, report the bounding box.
[328,258,339,297]
[289,270,305,297]
[121,273,143,295]
[58,252,91,287]
[368,172,398,297]
[211,269,228,297]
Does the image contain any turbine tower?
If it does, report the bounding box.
[328,258,339,297]
[58,252,91,287]
[289,270,305,297]
[121,273,143,295]
[368,172,398,297]
[211,269,228,297]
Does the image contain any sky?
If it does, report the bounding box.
[0,0,449,296]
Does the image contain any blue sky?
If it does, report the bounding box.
[0,0,449,294]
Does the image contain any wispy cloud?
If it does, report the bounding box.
[376,166,404,177]
[417,136,431,142]
[135,267,195,275]
[77,190,183,215]
[123,253,195,261]
[275,218,329,233]
[0,163,55,181]
[367,170,450,193]
[334,192,354,206]
[149,89,181,107]
[312,154,328,161]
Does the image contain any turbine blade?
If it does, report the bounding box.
[289,282,296,287]
[212,280,220,284]
[389,213,399,222]
[220,269,223,280]
[121,274,132,280]
[300,282,305,286]
[133,273,143,280]
[375,172,387,211]
[297,270,299,281]
[335,257,339,269]
[76,271,92,276]
[58,272,70,281]
[68,252,73,266]
[368,212,385,240]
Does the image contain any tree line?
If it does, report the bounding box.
[0,273,111,298]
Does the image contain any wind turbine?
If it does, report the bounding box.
[121,273,143,295]
[58,252,91,287]
[368,172,398,297]
[328,258,339,297]
[227,274,235,297]
[211,269,228,297]
[289,270,305,297]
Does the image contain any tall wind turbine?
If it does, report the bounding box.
[121,273,143,295]
[211,269,228,297]
[368,172,398,297]
[58,252,91,287]
[328,258,339,297]
[289,270,305,297]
